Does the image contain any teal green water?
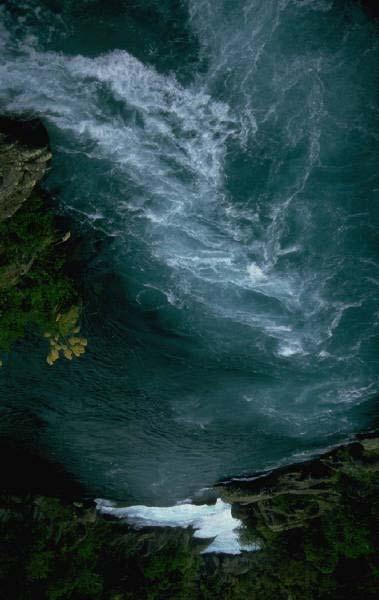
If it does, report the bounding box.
[0,0,378,504]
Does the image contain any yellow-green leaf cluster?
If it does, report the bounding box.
[44,306,87,365]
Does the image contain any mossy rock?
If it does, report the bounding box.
[0,116,82,362]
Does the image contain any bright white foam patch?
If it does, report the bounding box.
[278,339,304,357]
[96,498,258,554]
[247,262,266,283]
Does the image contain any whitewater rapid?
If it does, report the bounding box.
[96,497,258,554]
[0,0,378,506]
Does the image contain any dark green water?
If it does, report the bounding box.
[0,0,378,505]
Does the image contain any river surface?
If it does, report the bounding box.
[0,0,378,505]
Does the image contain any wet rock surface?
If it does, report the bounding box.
[216,433,379,534]
[0,117,51,222]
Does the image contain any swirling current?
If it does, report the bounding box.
[0,0,378,505]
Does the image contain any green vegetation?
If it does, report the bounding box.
[219,438,379,599]
[0,193,78,353]
[0,437,378,599]
[0,192,83,363]
[0,116,85,364]
[0,495,202,600]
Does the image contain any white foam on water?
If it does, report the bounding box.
[277,340,305,357]
[0,35,329,361]
[96,498,258,555]
[0,0,377,442]
[247,262,266,283]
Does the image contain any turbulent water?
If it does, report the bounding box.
[0,0,378,505]
[96,497,258,554]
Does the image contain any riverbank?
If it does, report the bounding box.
[0,115,85,366]
[0,431,377,599]
[0,86,378,598]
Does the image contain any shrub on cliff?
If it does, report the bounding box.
[0,192,83,360]
[0,116,86,364]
